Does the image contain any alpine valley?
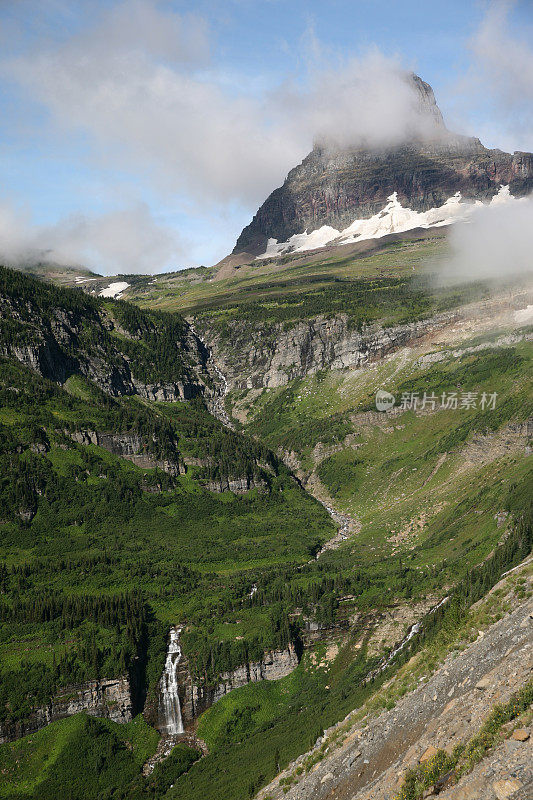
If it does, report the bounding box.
[0,75,532,800]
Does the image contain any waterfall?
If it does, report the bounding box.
[365,595,450,683]
[158,626,184,736]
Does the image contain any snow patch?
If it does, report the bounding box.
[514,305,533,324]
[98,281,130,298]
[257,186,521,259]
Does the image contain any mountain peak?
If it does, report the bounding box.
[231,75,533,259]
[408,73,446,129]
[311,72,447,155]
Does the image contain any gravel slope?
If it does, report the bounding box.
[257,587,532,800]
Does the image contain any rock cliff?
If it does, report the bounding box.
[199,311,457,391]
[0,676,132,744]
[204,475,268,494]
[5,322,207,402]
[0,270,210,401]
[157,644,299,730]
[70,429,184,476]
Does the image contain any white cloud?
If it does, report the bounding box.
[435,195,533,285]
[461,0,533,151]
[472,1,533,116]
[1,0,531,270]
[3,2,446,207]
[0,202,184,274]
[276,50,446,152]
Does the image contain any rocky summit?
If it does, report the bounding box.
[232,74,533,258]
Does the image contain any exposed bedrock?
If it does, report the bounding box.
[69,429,184,476]
[198,312,457,391]
[255,593,533,800]
[0,297,208,401]
[183,643,299,727]
[0,676,132,744]
[148,643,299,732]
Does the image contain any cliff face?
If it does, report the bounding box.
[0,676,132,744]
[70,429,184,476]
[232,74,533,256]
[234,146,533,256]
[199,311,457,391]
[5,318,207,402]
[0,269,210,402]
[204,475,268,494]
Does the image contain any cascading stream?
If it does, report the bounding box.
[158,626,184,736]
[189,323,234,430]
[365,595,450,683]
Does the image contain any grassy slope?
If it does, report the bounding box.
[0,713,159,799]
[162,282,532,798]
[242,336,532,574]
[119,236,451,315]
[0,356,332,682]
[10,232,450,316]
[0,712,202,800]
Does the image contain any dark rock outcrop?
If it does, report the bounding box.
[0,279,209,402]
[70,429,184,475]
[204,475,268,494]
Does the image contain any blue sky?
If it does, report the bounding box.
[0,0,532,273]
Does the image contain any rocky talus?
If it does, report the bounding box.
[255,582,532,800]
[436,735,531,800]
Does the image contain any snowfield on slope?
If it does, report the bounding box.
[98,281,130,298]
[257,185,523,258]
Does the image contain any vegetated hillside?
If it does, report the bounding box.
[158,312,532,800]
[0,267,333,739]
[0,263,531,800]
[0,265,208,396]
[7,229,480,327]
[11,229,451,314]
[229,285,533,576]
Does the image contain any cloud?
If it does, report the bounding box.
[434,195,533,285]
[465,0,533,150]
[277,51,446,152]
[2,0,531,270]
[0,202,184,274]
[3,1,445,207]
